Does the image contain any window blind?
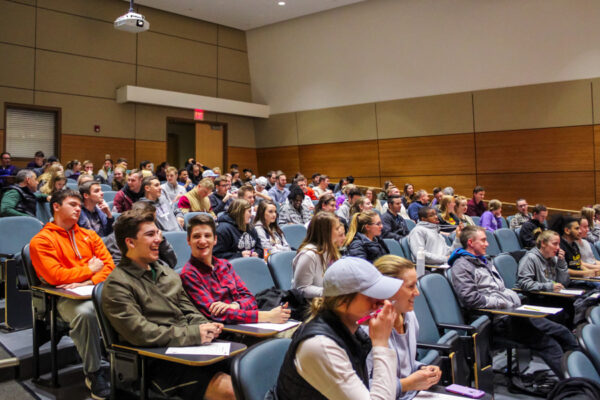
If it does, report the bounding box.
[6,108,56,158]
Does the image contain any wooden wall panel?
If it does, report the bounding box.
[379,133,476,176]
[135,140,166,169]
[256,146,300,177]
[61,134,134,171]
[0,129,4,153]
[476,126,594,174]
[477,172,595,211]
[381,175,477,199]
[228,147,258,174]
[299,140,380,179]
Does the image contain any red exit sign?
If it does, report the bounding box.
[194,109,204,120]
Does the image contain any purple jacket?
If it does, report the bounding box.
[480,211,502,232]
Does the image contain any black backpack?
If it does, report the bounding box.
[547,377,600,399]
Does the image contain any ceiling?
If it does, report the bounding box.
[131,0,366,30]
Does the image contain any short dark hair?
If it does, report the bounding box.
[186,214,216,239]
[473,186,485,194]
[287,185,305,201]
[142,175,159,189]
[139,160,151,169]
[1,152,11,158]
[348,187,362,198]
[387,195,402,205]
[131,201,156,214]
[294,174,307,184]
[432,187,442,195]
[34,151,45,158]
[418,206,435,220]
[532,204,547,215]
[243,168,252,174]
[318,175,329,183]
[50,189,82,212]
[114,210,156,256]
[346,175,355,184]
[79,181,100,196]
[460,225,485,249]
[311,173,320,180]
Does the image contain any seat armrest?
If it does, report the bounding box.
[417,342,453,352]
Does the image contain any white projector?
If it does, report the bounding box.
[114,12,149,33]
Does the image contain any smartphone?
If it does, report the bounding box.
[445,384,485,398]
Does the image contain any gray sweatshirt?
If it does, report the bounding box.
[517,247,570,292]
[407,221,458,265]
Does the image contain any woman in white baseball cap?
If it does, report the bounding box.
[268,257,402,400]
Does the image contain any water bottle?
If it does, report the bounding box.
[416,247,425,277]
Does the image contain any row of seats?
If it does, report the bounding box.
[563,319,600,383]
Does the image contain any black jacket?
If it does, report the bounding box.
[346,233,390,262]
[519,219,546,249]
[213,213,264,260]
[381,209,409,240]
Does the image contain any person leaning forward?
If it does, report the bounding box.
[101,209,234,400]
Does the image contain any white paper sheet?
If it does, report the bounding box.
[238,320,300,332]
[516,305,563,314]
[414,391,474,400]
[590,293,600,299]
[165,342,230,356]
[66,285,95,296]
[559,289,584,295]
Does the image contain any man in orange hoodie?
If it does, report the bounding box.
[30,189,114,400]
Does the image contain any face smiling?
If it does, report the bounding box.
[188,224,217,263]
[126,222,161,265]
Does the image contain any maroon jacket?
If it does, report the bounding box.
[466,197,486,217]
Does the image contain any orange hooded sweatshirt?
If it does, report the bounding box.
[30,222,115,286]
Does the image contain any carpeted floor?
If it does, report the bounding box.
[0,379,38,399]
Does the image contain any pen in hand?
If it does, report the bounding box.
[356,301,396,325]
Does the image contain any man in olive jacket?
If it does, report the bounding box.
[101,210,234,399]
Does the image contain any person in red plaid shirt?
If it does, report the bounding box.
[180,214,291,324]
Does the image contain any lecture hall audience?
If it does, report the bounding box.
[466,186,486,217]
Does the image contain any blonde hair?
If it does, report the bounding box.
[308,294,357,320]
[166,166,178,175]
[40,172,66,195]
[373,255,414,279]
[455,196,468,217]
[197,178,215,190]
[366,187,380,208]
[439,195,456,222]
[488,199,502,211]
[536,230,559,249]
[349,196,369,219]
[581,207,595,229]
[37,163,63,185]
[344,210,378,247]
[298,212,342,266]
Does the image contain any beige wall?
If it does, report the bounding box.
[0,0,255,166]
[255,78,600,210]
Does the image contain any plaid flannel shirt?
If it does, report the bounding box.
[180,256,259,323]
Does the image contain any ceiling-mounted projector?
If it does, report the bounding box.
[114,0,149,33]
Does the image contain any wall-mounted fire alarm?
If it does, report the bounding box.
[94,125,101,133]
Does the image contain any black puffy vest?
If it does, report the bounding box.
[275,310,372,400]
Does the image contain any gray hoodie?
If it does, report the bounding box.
[517,247,570,292]
[407,221,458,265]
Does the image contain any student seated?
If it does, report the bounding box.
[113,169,144,212]
[450,226,578,379]
[349,196,374,220]
[582,206,600,242]
[466,186,486,217]
[102,210,234,400]
[179,214,290,324]
[335,186,362,222]
[313,193,348,231]
[577,215,600,267]
[278,185,312,226]
[438,195,460,233]
[292,212,344,299]
[0,169,39,217]
[554,216,600,279]
[345,211,390,263]
[408,207,460,265]
[140,176,184,231]
[103,201,176,268]
[209,176,233,214]
[268,257,401,400]
[30,189,114,399]
[213,199,263,260]
[510,198,532,230]
[407,190,429,222]
[455,196,475,226]
[519,204,548,249]
[517,230,571,292]
[254,200,291,255]
[161,166,186,204]
[367,255,441,399]
[479,199,503,232]
[267,171,289,204]
[381,195,409,241]
[77,181,114,237]
[178,177,214,215]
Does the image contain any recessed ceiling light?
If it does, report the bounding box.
[278,1,286,5]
